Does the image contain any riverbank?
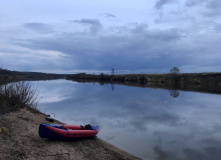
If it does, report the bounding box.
[0,107,140,160]
[0,68,67,85]
[1,68,221,95]
[66,72,221,95]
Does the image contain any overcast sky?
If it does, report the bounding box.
[0,0,221,74]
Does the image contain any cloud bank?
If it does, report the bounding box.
[0,0,221,73]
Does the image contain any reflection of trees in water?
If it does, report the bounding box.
[99,82,115,91]
[111,84,114,91]
[169,90,179,98]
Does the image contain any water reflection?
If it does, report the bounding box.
[33,80,221,160]
[169,89,180,98]
[111,84,114,91]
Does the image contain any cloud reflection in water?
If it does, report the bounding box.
[34,80,221,160]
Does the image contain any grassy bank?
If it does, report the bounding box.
[66,72,221,94]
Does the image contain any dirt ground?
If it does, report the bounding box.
[0,108,140,160]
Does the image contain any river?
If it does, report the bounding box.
[32,79,221,160]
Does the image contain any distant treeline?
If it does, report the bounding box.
[66,72,221,94]
[0,68,67,84]
[1,68,221,95]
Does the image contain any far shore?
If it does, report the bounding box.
[1,68,221,95]
[0,107,140,160]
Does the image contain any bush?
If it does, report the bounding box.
[0,81,38,114]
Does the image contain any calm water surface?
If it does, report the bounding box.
[33,80,221,160]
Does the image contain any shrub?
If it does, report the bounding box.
[169,67,180,74]
[0,81,38,113]
[99,73,105,79]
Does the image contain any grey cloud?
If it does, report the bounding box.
[71,19,102,32]
[185,0,208,7]
[73,19,102,26]
[11,24,183,71]
[102,13,117,18]
[0,46,72,72]
[201,138,221,148]
[155,0,175,9]
[207,0,221,8]
[185,0,221,17]
[10,22,221,73]
[204,0,221,16]
[198,21,221,33]
[22,22,53,34]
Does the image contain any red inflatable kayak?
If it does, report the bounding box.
[39,123,99,139]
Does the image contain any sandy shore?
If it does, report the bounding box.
[0,108,140,160]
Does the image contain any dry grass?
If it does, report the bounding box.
[0,81,39,115]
